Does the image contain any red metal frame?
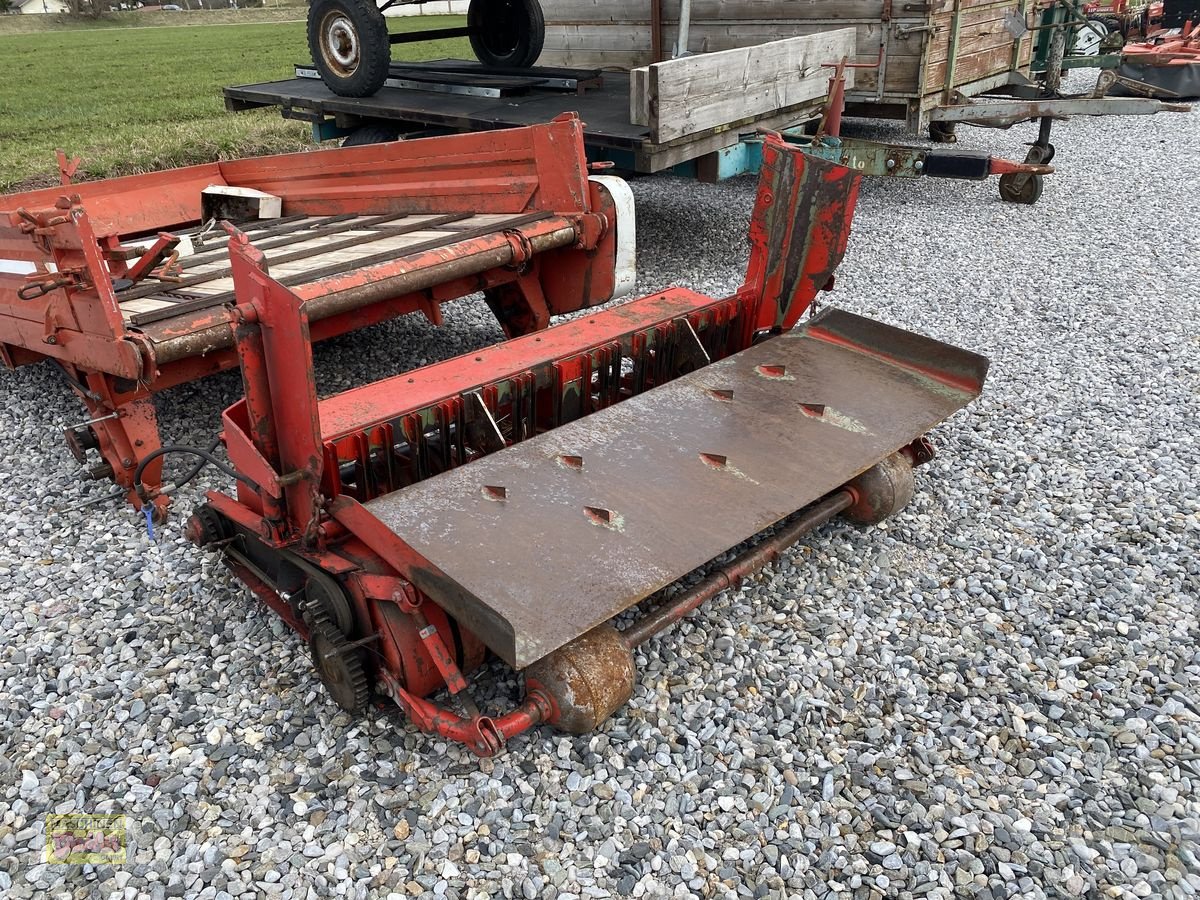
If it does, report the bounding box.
[0,115,620,513]
[189,136,866,755]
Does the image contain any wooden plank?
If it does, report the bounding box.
[645,30,856,142]
[630,67,650,126]
[540,49,651,68]
[845,56,922,94]
[634,96,830,171]
[927,4,1030,65]
[925,42,1020,89]
[543,0,891,23]
[542,21,924,65]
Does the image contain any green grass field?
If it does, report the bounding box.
[0,15,469,193]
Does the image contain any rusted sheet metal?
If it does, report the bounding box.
[361,307,987,670]
[743,141,861,332]
[215,113,592,216]
[0,165,223,240]
[618,490,854,649]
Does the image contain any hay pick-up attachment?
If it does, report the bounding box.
[188,134,988,755]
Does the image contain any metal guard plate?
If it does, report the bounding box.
[364,307,988,669]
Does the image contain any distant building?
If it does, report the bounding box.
[13,0,72,12]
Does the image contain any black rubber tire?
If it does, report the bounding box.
[341,123,402,146]
[467,0,546,68]
[307,0,390,98]
[998,173,1044,205]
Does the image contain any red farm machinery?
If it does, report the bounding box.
[2,120,988,753]
[0,116,631,518]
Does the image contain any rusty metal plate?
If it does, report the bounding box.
[364,308,988,669]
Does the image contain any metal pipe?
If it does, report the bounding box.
[651,0,664,62]
[150,226,578,366]
[675,0,693,58]
[619,489,854,649]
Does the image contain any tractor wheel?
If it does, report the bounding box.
[308,0,391,98]
[998,172,1044,205]
[341,123,402,146]
[467,0,546,68]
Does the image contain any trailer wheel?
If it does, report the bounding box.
[308,0,390,98]
[998,172,1043,205]
[341,123,402,146]
[467,0,545,68]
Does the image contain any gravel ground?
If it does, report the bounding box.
[2,79,1198,900]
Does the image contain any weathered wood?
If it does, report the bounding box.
[630,66,650,126]
[544,0,893,23]
[635,95,830,171]
[644,30,856,142]
[539,0,1033,132]
[542,21,924,60]
[845,57,923,94]
[926,40,1027,89]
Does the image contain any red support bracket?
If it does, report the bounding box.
[56,150,81,187]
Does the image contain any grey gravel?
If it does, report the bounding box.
[1,72,1198,900]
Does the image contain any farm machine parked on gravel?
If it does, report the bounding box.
[2,119,988,752]
[191,129,985,751]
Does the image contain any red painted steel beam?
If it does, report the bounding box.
[317,286,735,439]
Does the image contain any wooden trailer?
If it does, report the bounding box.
[537,0,1039,137]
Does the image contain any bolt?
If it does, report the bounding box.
[886,158,896,170]
[915,160,925,172]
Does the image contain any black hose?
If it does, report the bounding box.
[170,437,223,492]
[134,442,260,499]
[65,438,251,515]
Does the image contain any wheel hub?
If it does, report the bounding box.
[322,14,360,74]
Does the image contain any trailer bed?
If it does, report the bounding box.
[224,49,843,175]
[225,69,650,150]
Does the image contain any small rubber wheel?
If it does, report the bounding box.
[928,121,957,144]
[999,173,1044,205]
[468,0,545,68]
[341,123,402,146]
[308,0,390,97]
